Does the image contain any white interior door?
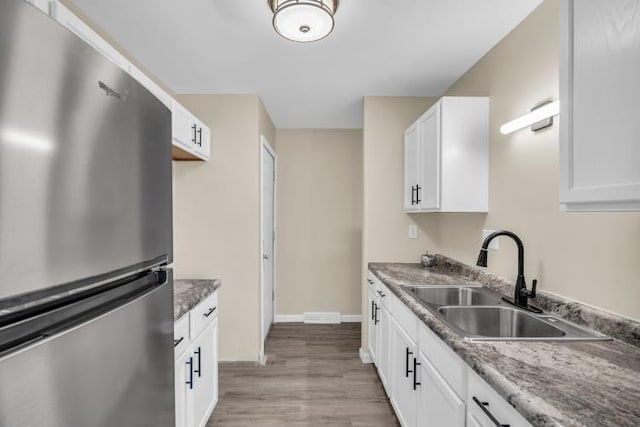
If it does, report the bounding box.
[261,139,275,343]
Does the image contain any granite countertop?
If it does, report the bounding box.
[369,256,640,427]
[173,279,221,321]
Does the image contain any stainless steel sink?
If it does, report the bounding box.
[402,284,611,342]
[407,285,500,307]
[438,306,566,339]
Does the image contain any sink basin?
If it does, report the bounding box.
[438,306,566,339]
[407,285,501,307]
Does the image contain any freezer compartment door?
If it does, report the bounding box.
[0,275,174,427]
[0,0,172,301]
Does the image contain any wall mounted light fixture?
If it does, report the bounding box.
[500,100,560,135]
[268,0,339,43]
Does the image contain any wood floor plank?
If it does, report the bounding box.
[208,323,399,426]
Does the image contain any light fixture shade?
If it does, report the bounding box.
[500,100,560,135]
[269,0,338,43]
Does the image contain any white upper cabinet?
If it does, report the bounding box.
[171,101,211,161]
[560,0,640,211]
[51,3,131,72]
[404,97,489,213]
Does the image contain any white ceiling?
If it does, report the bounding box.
[70,0,543,128]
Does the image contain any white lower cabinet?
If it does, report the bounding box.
[367,282,379,364]
[467,369,530,427]
[390,317,419,427]
[367,270,531,427]
[175,291,219,427]
[417,352,465,427]
[377,303,392,392]
[192,318,219,427]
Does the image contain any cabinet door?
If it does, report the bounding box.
[560,0,640,211]
[390,318,418,427]
[417,104,441,210]
[172,101,196,150]
[193,318,218,427]
[52,3,130,71]
[417,353,465,427]
[404,122,420,211]
[194,120,211,160]
[377,303,392,392]
[367,287,378,364]
[175,349,193,427]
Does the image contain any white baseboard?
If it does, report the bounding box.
[275,313,362,324]
[274,314,304,323]
[359,347,373,364]
[305,311,341,324]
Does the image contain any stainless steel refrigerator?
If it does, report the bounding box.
[0,1,174,426]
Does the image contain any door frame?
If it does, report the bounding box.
[260,135,277,361]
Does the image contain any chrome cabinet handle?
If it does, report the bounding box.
[472,396,510,427]
[173,337,184,347]
[194,347,202,377]
[203,307,216,317]
[186,357,194,390]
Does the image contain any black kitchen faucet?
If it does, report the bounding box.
[477,230,542,313]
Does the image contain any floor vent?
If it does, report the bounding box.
[304,312,341,324]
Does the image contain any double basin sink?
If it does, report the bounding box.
[405,285,610,341]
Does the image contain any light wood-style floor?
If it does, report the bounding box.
[208,323,399,426]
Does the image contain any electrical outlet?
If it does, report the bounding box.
[482,229,499,250]
[409,225,418,239]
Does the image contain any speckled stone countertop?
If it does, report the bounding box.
[369,256,640,427]
[173,279,221,321]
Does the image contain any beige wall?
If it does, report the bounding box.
[276,129,363,316]
[362,0,640,357]
[173,94,273,361]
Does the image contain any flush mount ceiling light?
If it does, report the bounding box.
[268,0,339,43]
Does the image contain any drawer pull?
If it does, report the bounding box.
[194,346,202,377]
[405,348,413,377]
[472,396,510,427]
[173,337,184,347]
[367,279,373,284]
[377,290,386,298]
[186,357,194,390]
[203,307,217,318]
[413,357,421,390]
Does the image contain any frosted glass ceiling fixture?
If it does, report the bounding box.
[269,0,339,43]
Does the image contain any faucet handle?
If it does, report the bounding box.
[530,279,537,298]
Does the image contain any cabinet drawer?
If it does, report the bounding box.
[418,322,467,398]
[190,292,218,340]
[467,369,531,427]
[366,271,376,291]
[375,281,392,309]
[174,314,189,358]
